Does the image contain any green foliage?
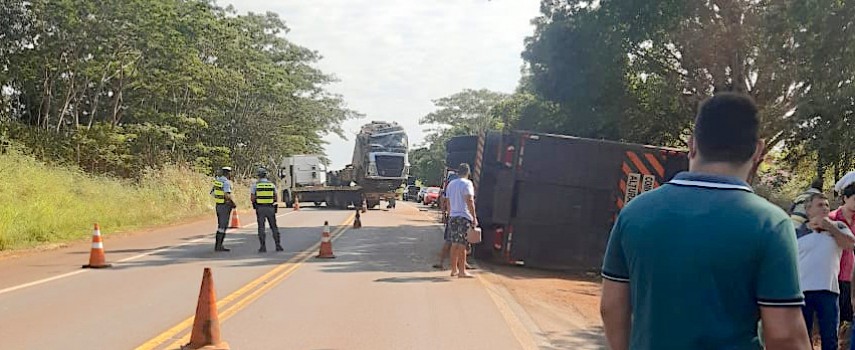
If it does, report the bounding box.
[0,150,251,251]
[411,89,511,184]
[0,0,357,178]
[409,147,443,186]
[522,0,855,182]
[783,0,855,181]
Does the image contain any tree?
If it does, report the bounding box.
[783,0,855,181]
[523,0,819,149]
[1,0,358,177]
[410,89,510,183]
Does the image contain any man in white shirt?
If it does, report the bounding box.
[445,163,477,278]
[796,192,855,350]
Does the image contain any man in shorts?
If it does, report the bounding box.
[445,164,476,278]
[433,172,458,270]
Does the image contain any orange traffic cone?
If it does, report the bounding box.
[183,268,229,350]
[353,210,362,229]
[228,210,240,228]
[293,197,300,211]
[316,221,335,259]
[82,223,112,269]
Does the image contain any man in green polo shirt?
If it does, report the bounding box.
[601,93,810,350]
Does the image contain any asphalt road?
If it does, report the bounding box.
[0,203,536,350]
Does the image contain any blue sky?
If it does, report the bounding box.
[224,0,540,169]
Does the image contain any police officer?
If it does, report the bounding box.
[251,167,282,253]
[211,166,235,252]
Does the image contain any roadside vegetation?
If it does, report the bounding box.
[410,1,855,208]
[0,149,252,251]
[0,0,352,250]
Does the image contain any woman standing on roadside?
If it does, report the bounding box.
[832,173,855,349]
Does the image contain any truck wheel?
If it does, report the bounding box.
[283,191,294,208]
[367,200,380,209]
[314,202,323,207]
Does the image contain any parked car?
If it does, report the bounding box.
[423,187,441,206]
[417,187,429,203]
[404,185,421,201]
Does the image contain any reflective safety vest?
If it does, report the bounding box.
[212,180,225,204]
[255,181,275,205]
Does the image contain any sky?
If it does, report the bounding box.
[223,0,541,169]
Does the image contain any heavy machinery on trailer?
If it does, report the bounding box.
[278,121,409,209]
[445,131,689,271]
[278,155,362,209]
[335,121,409,208]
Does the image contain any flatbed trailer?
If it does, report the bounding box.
[283,186,364,209]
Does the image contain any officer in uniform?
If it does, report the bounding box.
[211,166,235,252]
[251,167,283,252]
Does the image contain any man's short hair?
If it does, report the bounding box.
[810,178,824,192]
[807,192,828,207]
[694,93,760,163]
[457,163,471,176]
[843,183,855,199]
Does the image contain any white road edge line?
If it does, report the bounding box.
[408,201,547,350]
[0,210,299,296]
[0,270,89,295]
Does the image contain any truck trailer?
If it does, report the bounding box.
[278,155,363,209]
[447,131,689,271]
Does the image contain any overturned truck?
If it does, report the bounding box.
[447,131,688,271]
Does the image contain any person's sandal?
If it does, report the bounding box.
[458,273,474,279]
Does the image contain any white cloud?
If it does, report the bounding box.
[222,0,540,168]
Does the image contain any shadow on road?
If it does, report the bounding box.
[307,224,443,275]
[73,225,337,270]
[374,276,450,283]
[539,327,606,350]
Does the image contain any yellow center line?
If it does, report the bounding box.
[135,213,355,350]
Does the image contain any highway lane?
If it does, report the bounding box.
[1,203,537,350]
[0,207,353,349]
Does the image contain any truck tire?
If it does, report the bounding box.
[446,151,477,169]
[282,190,294,208]
[446,136,478,152]
[367,200,380,209]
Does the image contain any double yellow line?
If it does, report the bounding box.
[135,213,355,350]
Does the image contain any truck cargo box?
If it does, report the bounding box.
[451,131,688,271]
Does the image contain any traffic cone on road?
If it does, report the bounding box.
[316,221,335,259]
[228,210,240,228]
[293,197,300,211]
[82,223,112,269]
[353,210,362,229]
[183,268,229,350]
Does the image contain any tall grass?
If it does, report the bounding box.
[0,150,251,251]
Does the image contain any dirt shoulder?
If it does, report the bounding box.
[479,263,605,349]
[415,202,605,349]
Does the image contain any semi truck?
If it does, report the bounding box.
[446,131,689,271]
[278,121,410,209]
[278,155,362,209]
[336,121,410,208]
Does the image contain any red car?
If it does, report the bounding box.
[423,187,441,206]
